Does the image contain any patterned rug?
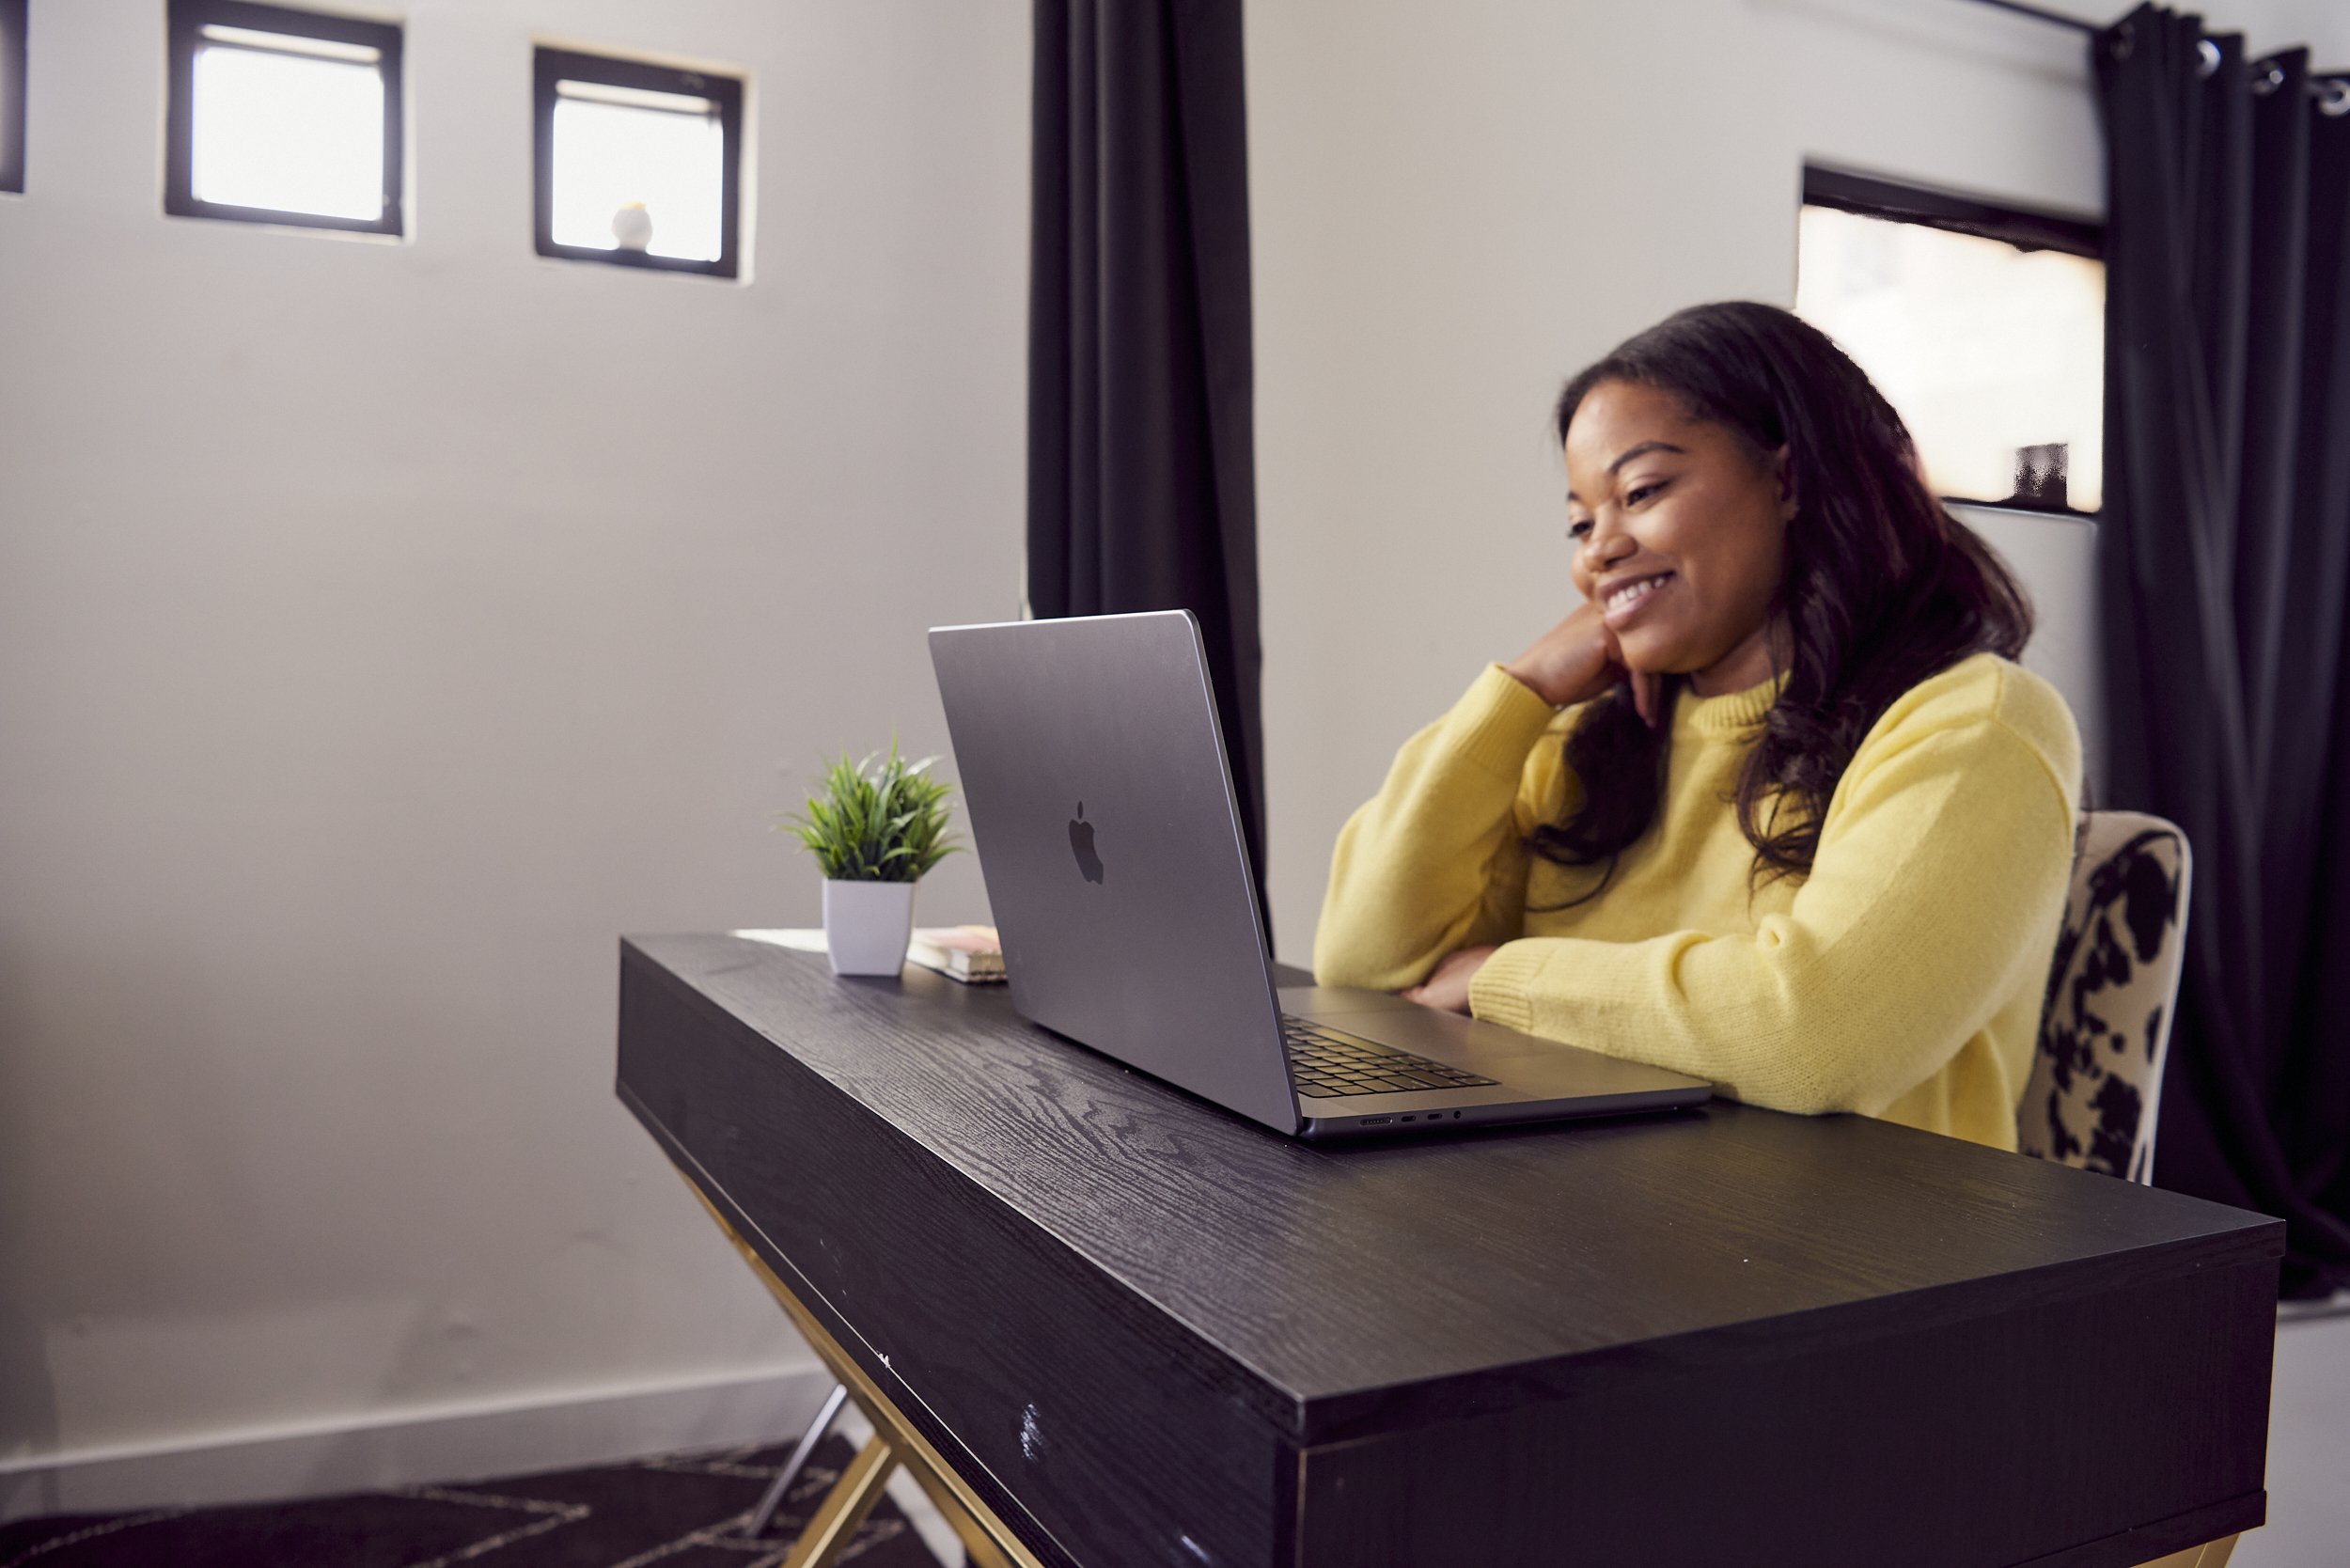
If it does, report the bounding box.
[0,1435,940,1568]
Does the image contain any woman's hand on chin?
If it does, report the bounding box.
[1402,946,1497,1014]
[1503,601,1663,726]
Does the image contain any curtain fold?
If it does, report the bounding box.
[2095,3,2350,1297]
[1028,0,1269,933]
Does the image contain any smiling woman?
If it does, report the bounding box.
[1313,301,2082,1152]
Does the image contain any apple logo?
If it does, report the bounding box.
[1068,801,1105,884]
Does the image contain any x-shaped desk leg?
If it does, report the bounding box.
[779,1428,901,1568]
[686,1182,1040,1568]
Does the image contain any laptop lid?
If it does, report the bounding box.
[929,611,1302,1133]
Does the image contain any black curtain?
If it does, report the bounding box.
[1027,0,1269,933]
[2095,4,2350,1298]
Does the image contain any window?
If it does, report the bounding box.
[164,0,403,234]
[1795,166,2104,514]
[533,48,744,278]
[1,0,25,195]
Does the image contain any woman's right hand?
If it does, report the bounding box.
[1503,600,1662,725]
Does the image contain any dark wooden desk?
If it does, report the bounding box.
[617,934,2280,1568]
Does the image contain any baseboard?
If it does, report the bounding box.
[0,1361,835,1524]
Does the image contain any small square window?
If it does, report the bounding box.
[1795,166,2104,514]
[164,0,404,235]
[533,48,744,278]
[1,0,26,195]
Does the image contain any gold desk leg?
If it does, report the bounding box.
[781,1432,899,1568]
[2133,1533,2243,1568]
[682,1178,1051,1568]
[901,1456,1021,1568]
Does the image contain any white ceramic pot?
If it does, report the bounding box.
[822,878,916,976]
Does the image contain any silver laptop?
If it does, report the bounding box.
[928,610,1712,1139]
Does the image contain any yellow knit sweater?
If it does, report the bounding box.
[1313,654,2082,1149]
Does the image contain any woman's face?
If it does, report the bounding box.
[1563,379,1795,697]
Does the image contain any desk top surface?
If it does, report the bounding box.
[622,933,2279,1431]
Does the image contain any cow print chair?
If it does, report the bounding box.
[2018,811,2193,1185]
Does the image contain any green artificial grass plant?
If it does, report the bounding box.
[781,740,963,883]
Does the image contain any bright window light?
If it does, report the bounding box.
[550,80,724,262]
[533,48,741,277]
[192,31,384,221]
[1796,204,2105,512]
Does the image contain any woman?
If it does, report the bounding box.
[1312,302,2080,1151]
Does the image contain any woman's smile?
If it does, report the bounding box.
[1602,571,1674,626]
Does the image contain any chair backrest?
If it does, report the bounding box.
[2018,811,2192,1184]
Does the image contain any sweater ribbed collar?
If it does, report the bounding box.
[1675,668,1788,739]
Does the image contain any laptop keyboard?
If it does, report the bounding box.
[1280,1015,1500,1099]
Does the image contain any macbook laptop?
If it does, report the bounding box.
[928,610,1712,1139]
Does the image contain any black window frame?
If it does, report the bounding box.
[1803,164,2101,259]
[532,48,744,279]
[164,0,405,236]
[1,0,27,196]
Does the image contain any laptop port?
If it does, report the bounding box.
[1360,1117,1391,1126]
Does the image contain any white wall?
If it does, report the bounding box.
[0,0,1027,1515]
[1952,504,2103,797]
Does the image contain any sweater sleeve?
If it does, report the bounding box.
[1312,665,1562,992]
[1467,664,2081,1116]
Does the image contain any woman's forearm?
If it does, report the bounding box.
[1312,665,1560,990]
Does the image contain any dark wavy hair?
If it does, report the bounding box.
[1529,301,2031,892]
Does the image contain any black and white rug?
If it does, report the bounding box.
[0,1434,941,1568]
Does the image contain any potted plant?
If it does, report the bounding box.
[780,741,962,977]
